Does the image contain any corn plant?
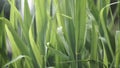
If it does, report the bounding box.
[0,0,120,68]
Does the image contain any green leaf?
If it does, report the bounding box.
[115,31,120,68]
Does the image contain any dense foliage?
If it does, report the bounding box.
[0,0,120,68]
